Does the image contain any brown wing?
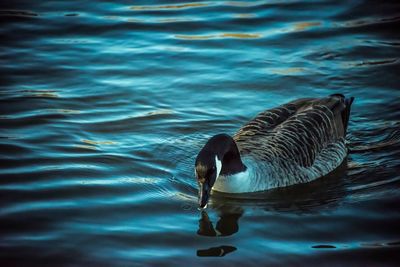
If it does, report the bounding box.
[233,95,352,167]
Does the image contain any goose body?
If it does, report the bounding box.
[195,94,354,208]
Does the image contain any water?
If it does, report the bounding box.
[1,0,400,266]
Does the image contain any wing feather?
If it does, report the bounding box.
[233,96,349,167]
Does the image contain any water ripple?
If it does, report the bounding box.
[1,0,400,265]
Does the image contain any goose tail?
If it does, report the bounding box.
[330,93,354,136]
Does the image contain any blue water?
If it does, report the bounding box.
[1,0,400,266]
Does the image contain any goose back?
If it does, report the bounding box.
[233,94,353,169]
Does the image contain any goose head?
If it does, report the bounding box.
[195,134,246,209]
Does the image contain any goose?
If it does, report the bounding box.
[195,94,354,209]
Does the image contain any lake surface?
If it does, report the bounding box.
[1,0,400,266]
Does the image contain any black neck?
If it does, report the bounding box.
[201,134,247,175]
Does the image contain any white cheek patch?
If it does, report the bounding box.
[198,182,203,202]
[215,155,222,180]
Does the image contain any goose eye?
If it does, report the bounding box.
[206,167,216,177]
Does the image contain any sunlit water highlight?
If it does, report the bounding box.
[1,0,400,266]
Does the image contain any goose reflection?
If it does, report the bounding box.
[197,205,243,237]
[195,161,348,257]
[196,245,237,257]
[196,206,242,257]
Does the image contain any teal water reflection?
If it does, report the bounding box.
[1,0,400,266]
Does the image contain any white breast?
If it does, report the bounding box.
[212,157,274,193]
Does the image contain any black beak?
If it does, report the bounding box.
[199,183,211,209]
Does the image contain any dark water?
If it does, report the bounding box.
[1,0,400,266]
